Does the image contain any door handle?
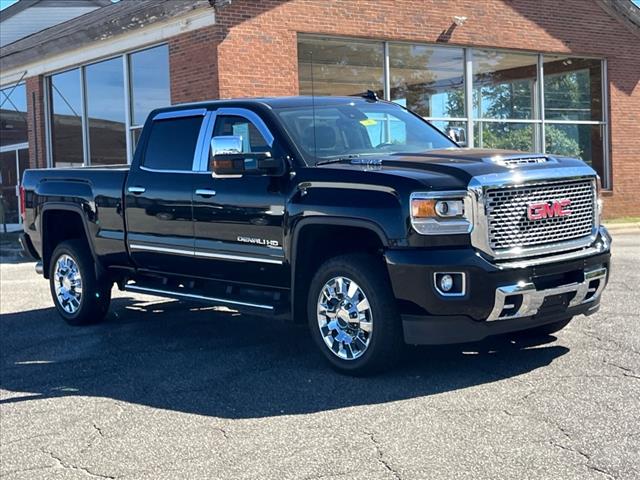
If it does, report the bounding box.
[195,189,217,198]
[128,186,146,194]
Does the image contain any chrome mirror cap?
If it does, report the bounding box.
[211,135,243,156]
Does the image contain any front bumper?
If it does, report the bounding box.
[385,228,610,345]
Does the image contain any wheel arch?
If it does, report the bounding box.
[289,217,390,323]
[40,204,101,279]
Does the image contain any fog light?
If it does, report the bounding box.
[440,274,453,292]
[434,272,466,296]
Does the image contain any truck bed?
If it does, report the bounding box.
[21,165,131,269]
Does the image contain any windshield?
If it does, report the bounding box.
[275,101,457,165]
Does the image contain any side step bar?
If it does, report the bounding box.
[123,284,275,312]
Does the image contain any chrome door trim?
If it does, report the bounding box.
[129,244,193,256]
[194,250,283,265]
[127,186,146,194]
[124,284,274,311]
[129,243,284,264]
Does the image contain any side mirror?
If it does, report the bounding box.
[210,135,286,177]
[446,127,467,147]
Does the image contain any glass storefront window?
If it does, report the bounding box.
[47,44,171,166]
[86,58,127,165]
[0,83,28,147]
[474,122,535,152]
[472,49,538,120]
[50,69,84,167]
[298,37,384,97]
[544,56,602,121]
[545,123,603,168]
[389,44,465,118]
[130,45,170,126]
[429,120,468,146]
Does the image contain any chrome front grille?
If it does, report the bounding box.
[485,179,596,251]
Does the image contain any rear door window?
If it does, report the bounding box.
[143,116,203,171]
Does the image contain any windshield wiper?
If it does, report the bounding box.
[315,155,361,166]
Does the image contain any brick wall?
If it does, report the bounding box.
[182,0,637,217]
[168,25,219,104]
[25,76,46,170]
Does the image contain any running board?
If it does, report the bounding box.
[123,284,275,312]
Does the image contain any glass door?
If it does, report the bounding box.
[0,147,29,230]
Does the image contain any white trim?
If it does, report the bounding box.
[0,8,215,86]
[0,142,28,153]
[464,48,474,148]
[123,54,133,164]
[601,58,611,189]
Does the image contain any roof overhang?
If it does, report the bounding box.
[1,0,215,86]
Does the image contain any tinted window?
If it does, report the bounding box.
[130,45,170,126]
[50,69,84,167]
[86,57,126,165]
[144,116,203,171]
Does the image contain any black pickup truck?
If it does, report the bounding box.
[20,95,611,374]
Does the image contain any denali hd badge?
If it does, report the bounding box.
[237,236,280,247]
[527,199,572,221]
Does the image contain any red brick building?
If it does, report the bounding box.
[1,0,639,227]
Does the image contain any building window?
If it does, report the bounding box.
[0,83,28,147]
[389,43,466,142]
[46,44,170,167]
[129,44,170,148]
[86,57,127,165]
[543,56,605,175]
[298,36,384,98]
[296,35,609,186]
[50,69,84,167]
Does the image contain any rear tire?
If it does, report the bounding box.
[49,240,111,326]
[307,253,403,375]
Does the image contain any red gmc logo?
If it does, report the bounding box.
[527,199,572,221]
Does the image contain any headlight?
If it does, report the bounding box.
[595,175,603,223]
[410,191,473,235]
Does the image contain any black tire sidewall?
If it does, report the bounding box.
[307,254,401,375]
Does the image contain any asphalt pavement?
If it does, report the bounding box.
[1,234,638,479]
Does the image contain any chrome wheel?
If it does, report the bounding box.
[317,276,373,360]
[54,254,83,314]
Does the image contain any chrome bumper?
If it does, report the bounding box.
[487,266,608,322]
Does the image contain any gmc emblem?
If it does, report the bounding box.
[527,199,572,221]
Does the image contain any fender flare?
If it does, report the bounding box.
[287,216,390,319]
[39,203,102,278]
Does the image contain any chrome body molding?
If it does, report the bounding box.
[494,226,610,269]
[128,243,283,265]
[467,166,599,261]
[123,284,274,310]
[487,265,608,322]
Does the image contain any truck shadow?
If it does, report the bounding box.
[0,297,568,419]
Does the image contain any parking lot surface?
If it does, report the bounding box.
[1,234,638,479]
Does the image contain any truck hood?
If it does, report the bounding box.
[316,148,594,190]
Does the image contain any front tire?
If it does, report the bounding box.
[307,254,403,375]
[49,240,111,326]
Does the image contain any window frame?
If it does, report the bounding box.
[44,43,170,168]
[196,108,275,172]
[297,34,610,188]
[0,81,29,150]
